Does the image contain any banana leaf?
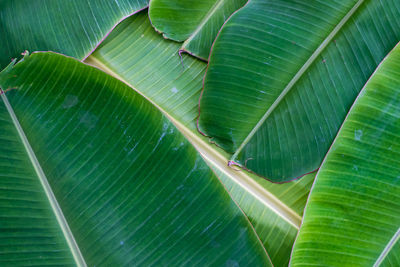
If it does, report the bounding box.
[197,0,400,182]
[0,53,271,266]
[291,43,400,266]
[85,11,313,266]
[0,0,148,68]
[149,0,247,60]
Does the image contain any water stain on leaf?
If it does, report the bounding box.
[62,94,79,109]
[354,129,363,141]
[79,111,98,129]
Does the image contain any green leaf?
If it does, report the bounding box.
[86,9,311,210]
[0,53,271,266]
[0,0,148,68]
[148,0,247,60]
[380,234,400,266]
[212,167,302,267]
[86,11,315,265]
[291,43,400,266]
[86,10,312,216]
[87,12,207,132]
[198,0,400,182]
[0,84,75,266]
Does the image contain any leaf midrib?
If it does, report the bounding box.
[1,91,86,267]
[374,227,400,266]
[231,0,366,162]
[85,55,302,229]
[181,0,227,59]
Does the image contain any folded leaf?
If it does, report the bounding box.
[149,0,247,60]
[198,0,400,182]
[291,43,400,266]
[0,53,271,266]
[86,11,315,265]
[0,0,148,68]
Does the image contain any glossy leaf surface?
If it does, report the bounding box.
[89,12,207,131]
[87,11,313,205]
[0,53,271,266]
[87,11,315,264]
[149,0,247,60]
[0,80,75,265]
[198,0,400,182]
[291,43,400,266]
[380,235,400,266]
[88,11,313,216]
[212,167,298,267]
[0,0,148,68]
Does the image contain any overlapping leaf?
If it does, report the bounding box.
[149,0,247,60]
[213,168,299,267]
[0,0,148,68]
[86,11,316,266]
[291,43,400,266]
[87,12,207,131]
[0,53,271,266]
[87,11,314,216]
[198,0,400,182]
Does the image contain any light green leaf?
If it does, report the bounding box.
[198,0,400,182]
[291,43,400,266]
[86,11,315,265]
[148,0,247,60]
[212,167,304,267]
[0,52,271,266]
[0,0,148,68]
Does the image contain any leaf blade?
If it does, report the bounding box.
[87,9,313,218]
[86,11,315,263]
[0,93,76,266]
[291,42,400,266]
[87,11,312,219]
[149,0,247,59]
[0,0,148,68]
[0,92,85,266]
[198,0,400,182]
[0,52,271,266]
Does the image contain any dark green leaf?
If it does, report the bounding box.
[149,0,247,60]
[86,12,315,265]
[0,52,271,266]
[0,0,148,68]
[198,0,400,182]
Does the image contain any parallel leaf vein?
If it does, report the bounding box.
[85,55,302,228]
[231,0,366,161]
[0,91,86,267]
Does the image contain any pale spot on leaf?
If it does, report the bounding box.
[171,87,178,94]
[354,129,362,141]
[62,94,78,109]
